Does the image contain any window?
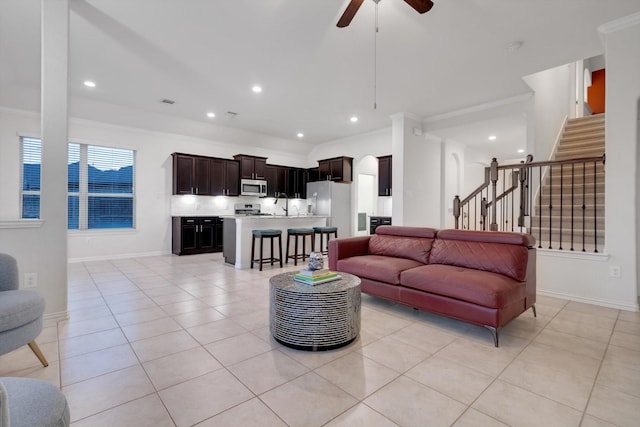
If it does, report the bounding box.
[21,137,136,229]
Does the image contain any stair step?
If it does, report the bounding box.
[554,151,605,161]
[558,136,604,147]
[538,187,604,195]
[562,124,606,138]
[542,182,605,192]
[537,205,604,214]
[529,215,605,228]
[529,227,605,242]
[529,229,605,251]
[565,114,605,126]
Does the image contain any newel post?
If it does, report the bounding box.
[489,157,499,231]
[480,197,488,231]
[453,195,460,229]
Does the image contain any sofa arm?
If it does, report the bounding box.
[328,236,371,270]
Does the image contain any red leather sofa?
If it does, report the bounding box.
[328,226,537,346]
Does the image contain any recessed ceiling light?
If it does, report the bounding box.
[252,85,262,93]
[206,112,215,118]
[83,80,96,88]
[296,133,304,138]
[517,149,525,153]
[350,116,358,123]
[488,135,497,141]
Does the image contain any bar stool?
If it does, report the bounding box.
[286,228,315,266]
[251,229,283,271]
[313,226,338,255]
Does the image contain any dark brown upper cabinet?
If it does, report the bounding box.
[210,158,240,196]
[234,155,267,180]
[288,168,308,199]
[318,156,353,182]
[378,155,392,196]
[265,165,288,197]
[172,153,211,195]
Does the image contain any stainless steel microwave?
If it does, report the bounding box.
[240,179,267,197]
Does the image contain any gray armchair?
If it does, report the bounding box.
[0,377,70,427]
[0,253,48,367]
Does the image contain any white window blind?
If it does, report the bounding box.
[21,137,136,230]
[21,137,41,218]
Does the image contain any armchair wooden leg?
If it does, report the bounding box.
[28,340,49,367]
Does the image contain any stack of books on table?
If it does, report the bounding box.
[294,269,341,285]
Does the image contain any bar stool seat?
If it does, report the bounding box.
[286,228,315,266]
[313,226,338,255]
[251,229,283,271]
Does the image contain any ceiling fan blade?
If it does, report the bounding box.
[337,0,365,28]
[403,0,434,14]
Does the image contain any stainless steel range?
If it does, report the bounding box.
[233,203,272,216]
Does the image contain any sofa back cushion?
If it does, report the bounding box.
[368,226,437,264]
[430,229,531,281]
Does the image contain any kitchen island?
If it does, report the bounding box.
[223,215,328,269]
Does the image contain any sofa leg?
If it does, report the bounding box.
[484,326,499,347]
[28,341,49,367]
[531,304,537,318]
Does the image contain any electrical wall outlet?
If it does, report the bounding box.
[609,265,621,279]
[24,272,38,288]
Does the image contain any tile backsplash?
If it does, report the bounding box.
[171,195,307,216]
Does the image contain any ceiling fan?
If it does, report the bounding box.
[337,0,434,28]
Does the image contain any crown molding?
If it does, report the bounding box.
[424,93,532,124]
[598,12,640,35]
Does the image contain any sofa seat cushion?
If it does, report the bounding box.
[337,255,424,285]
[400,264,525,309]
[0,290,45,333]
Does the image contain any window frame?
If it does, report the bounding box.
[20,136,137,231]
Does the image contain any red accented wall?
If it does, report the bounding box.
[588,69,605,114]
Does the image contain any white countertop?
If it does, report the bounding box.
[222,215,328,219]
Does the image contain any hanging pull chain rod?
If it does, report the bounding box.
[373,0,379,109]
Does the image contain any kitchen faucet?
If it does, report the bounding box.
[275,192,289,216]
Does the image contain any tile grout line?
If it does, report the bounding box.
[577,308,620,426]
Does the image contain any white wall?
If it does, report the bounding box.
[463,146,490,196]
[391,114,442,227]
[522,64,573,162]
[599,15,640,309]
[307,127,392,162]
[442,140,465,229]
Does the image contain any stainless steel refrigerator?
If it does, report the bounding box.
[307,181,352,238]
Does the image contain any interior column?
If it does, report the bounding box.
[40,0,69,316]
[390,112,443,227]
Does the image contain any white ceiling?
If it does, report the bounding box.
[1,0,640,154]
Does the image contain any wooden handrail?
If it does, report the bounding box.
[453,152,605,252]
[496,154,604,171]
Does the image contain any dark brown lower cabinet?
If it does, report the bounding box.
[172,217,223,255]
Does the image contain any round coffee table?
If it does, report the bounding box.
[269,271,361,351]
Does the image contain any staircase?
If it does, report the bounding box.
[530,114,605,252]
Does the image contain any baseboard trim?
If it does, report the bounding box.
[537,248,609,261]
[537,289,639,312]
[68,250,170,263]
[43,311,69,327]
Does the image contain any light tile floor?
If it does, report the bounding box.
[1,253,639,426]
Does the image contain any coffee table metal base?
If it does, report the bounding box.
[269,272,361,351]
